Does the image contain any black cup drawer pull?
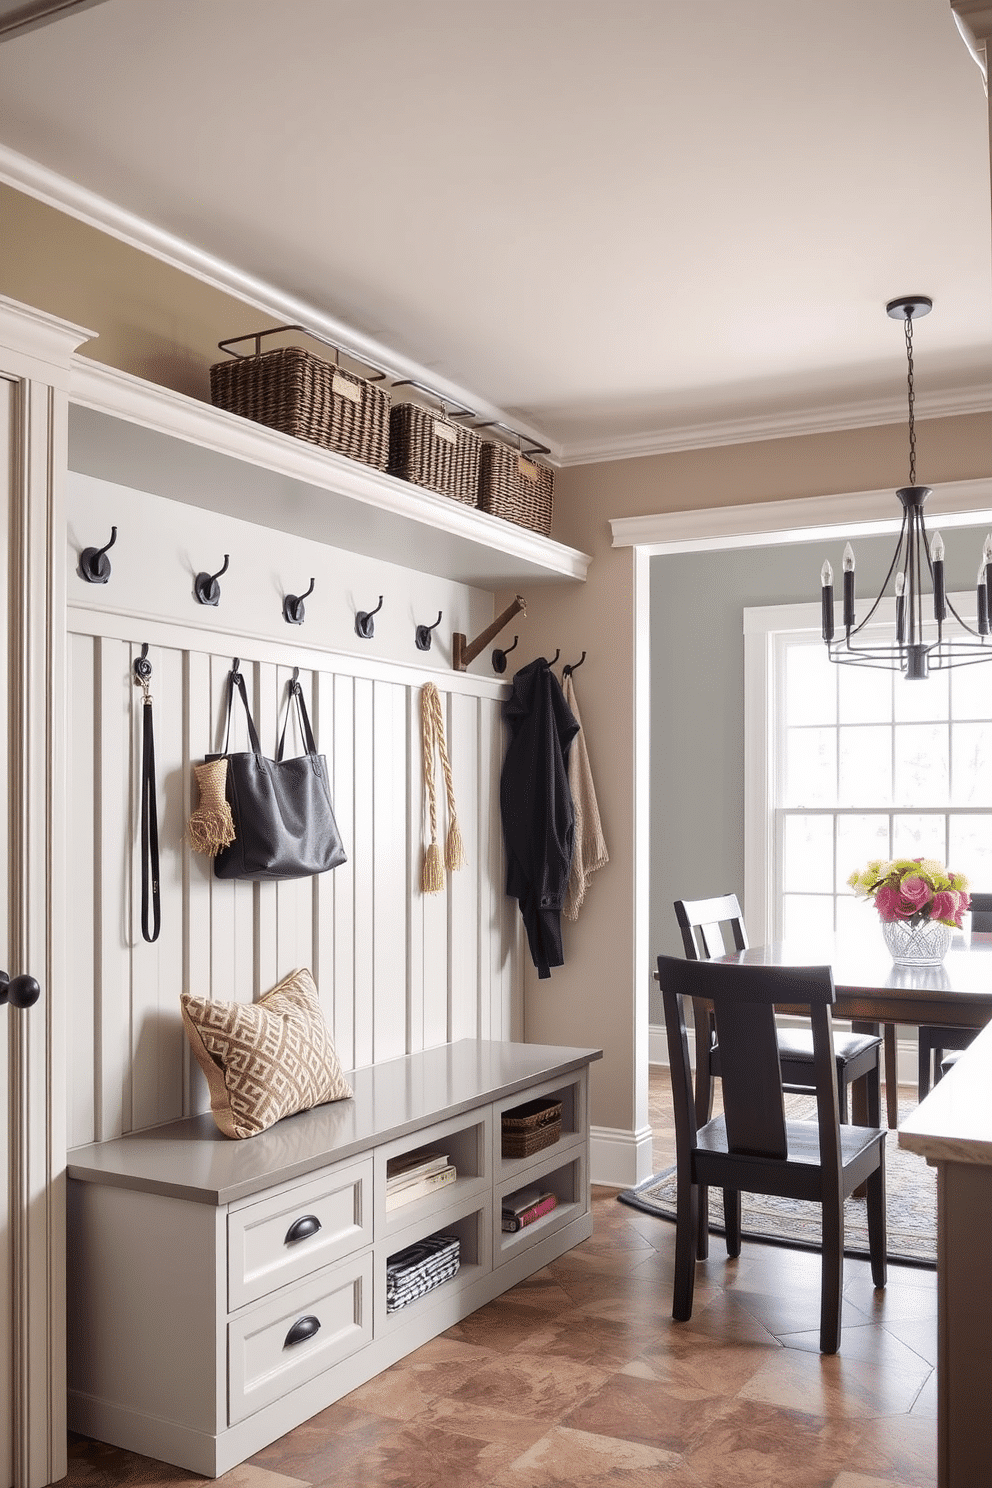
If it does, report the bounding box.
[283,1314,321,1348]
[284,1214,322,1245]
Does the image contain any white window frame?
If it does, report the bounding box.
[744,589,985,944]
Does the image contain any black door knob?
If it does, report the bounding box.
[0,972,41,1008]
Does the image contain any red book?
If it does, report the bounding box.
[501,1192,557,1232]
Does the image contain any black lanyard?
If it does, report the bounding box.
[133,646,160,943]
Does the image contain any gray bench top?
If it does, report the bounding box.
[67,1039,602,1205]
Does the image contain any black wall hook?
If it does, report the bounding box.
[133,642,152,684]
[415,611,443,651]
[284,578,315,625]
[563,651,586,677]
[80,526,117,584]
[194,554,230,607]
[356,595,384,639]
[545,649,561,668]
[492,635,519,674]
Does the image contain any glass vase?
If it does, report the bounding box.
[881,917,953,967]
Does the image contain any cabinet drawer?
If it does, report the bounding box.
[228,1251,372,1424]
[228,1157,372,1310]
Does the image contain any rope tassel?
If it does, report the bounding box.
[421,682,465,893]
[187,758,236,856]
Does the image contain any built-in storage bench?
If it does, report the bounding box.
[66,1039,601,1477]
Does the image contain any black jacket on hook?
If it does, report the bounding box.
[500,657,579,979]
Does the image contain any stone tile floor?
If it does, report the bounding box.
[65,1071,937,1487]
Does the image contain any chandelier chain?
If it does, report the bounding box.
[904,312,917,487]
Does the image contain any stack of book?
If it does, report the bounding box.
[501,1186,558,1233]
[385,1149,457,1212]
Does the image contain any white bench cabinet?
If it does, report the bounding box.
[66,1039,601,1477]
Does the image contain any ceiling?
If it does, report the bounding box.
[1,0,990,463]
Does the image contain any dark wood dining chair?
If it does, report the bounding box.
[658,953,887,1354]
[917,891,992,1101]
[674,895,884,1123]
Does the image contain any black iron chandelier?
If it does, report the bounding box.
[820,296,992,679]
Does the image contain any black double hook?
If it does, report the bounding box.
[194,554,230,607]
[356,595,384,639]
[284,577,315,625]
[491,635,519,674]
[415,611,443,651]
[563,651,586,677]
[80,526,117,584]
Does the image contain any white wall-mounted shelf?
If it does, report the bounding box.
[68,359,591,591]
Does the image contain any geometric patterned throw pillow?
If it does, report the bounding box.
[180,967,353,1139]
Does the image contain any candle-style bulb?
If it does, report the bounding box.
[931,531,944,563]
[821,560,833,587]
[985,533,992,564]
[843,542,855,573]
[895,572,905,597]
[980,561,987,587]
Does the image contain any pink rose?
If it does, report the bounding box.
[931,890,965,927]
[897,876,931,915]
[874,885,909,922]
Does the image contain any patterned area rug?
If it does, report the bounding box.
[619,1100,937,1267]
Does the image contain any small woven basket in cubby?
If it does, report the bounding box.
[209,327,391,471]
[478,442,555,537]
[501,1097,563,1159]
[388,402,482,506]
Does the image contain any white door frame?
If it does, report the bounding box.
[2,296,92,1488]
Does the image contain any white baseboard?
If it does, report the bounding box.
[589,1123,655,1189]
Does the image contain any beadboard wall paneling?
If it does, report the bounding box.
[65,471,523,1148]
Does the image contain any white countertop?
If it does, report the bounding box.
[899,1021,992,1167]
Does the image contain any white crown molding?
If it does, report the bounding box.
[0,144,562,461]
[562,385,992,466]
[0,291,94,381]
[611,478,992,555]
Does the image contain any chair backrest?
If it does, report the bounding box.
[673,894,749,961]
[657,954,839,1164]
[971,891,992,934]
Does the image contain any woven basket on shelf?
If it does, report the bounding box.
[478,442,554,537]
[501,1097,563,1159]
[388,403,481,505]
[210,341,391,470]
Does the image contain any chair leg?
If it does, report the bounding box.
[696,1185,710,1260]
[866,1149,887,1291]
[673,1179,699,1322]
[819,1189,844,1355]
[837,1069,849,1124]
[865,1059,881,1131]
[919,1035,933,1105]
[723,1189,741,1257]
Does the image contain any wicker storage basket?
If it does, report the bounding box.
[501,1097,563,1159]
[478,443,555,536]
[210,336,391,471]
[388,403,481,505]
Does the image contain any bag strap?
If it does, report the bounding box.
[277,669,319,762]
[222,661,263,757]
[133,648,160,944]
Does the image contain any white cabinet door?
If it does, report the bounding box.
[1,299,90,1488]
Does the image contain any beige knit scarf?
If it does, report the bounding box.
[421,682,465,893]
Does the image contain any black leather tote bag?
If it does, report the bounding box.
[212,664,347,881]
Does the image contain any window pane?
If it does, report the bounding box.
[838,725,891,806]
[785,728,836,806]
[951,723,992,806]
[838,661,891,724]
[950,661,992,722]
[783,894,834,941]
[783,815,833,893]
[893,723,948,805]
[785,643,836,725]
[948,815,992,889]
[836,815,890,892]
[894,665,948,722]
[892,813,947,863]
[837,892,880,946]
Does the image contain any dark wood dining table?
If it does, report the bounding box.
[717,931,992,1128]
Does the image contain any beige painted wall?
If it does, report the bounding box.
[6,181,992,1160]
